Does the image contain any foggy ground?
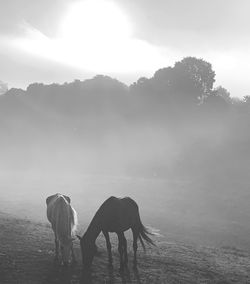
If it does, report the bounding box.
[1,174,250,283]
[1,211,250,284]
[1,174,250,249]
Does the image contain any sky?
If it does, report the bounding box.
[0,0,250,97]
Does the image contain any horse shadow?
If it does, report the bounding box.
[45,262,78,284]
[44,261,142,284]
[80,266,142,284]
[120,267,142,284]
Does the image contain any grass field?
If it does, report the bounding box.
[1,175,250,283]
[1,174,250,248]
[0,211,250,283]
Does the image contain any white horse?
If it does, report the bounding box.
[46,193,78,265]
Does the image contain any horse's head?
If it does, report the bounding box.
[61,237,73,266]
[77,235,96,269]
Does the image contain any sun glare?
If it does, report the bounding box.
[13,0,166,74]
[61,0,132,42]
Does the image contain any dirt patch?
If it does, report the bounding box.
[0,212,250,283]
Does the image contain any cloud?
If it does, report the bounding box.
[1,0,250,97]
[118,0,250,52]
[10,18,172,74]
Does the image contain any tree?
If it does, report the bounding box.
[134,57,216,106]
[243,95,250,103]
[152,67,175,94]
[130,77,152,95]
[214,86,231,103]
[173,57,215,102]
[202,92,229,111]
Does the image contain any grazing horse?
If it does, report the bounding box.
[46,193,78,265]
[77,196,154,270]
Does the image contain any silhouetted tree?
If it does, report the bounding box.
[1,60,250,180]
[152,67,175,96]
[214,86,231,103]
[231,97,244,106]
[130,77,151,94]
[4,88,25,96]
[201,92,229,112]
[243,95,250,103]
[131,57,216,109]
[173,57,215,102]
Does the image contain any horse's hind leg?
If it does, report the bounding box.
[54,237,59,262]
[52,227,59,263]
[71,244,76,264]
[132,228,139,269]
[103,230,113,266]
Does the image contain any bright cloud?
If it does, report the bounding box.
[10,0,170,74]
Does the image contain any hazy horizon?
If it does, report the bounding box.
[1,0,250,97]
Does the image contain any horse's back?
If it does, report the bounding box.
[98,196,137,215]
[101,196,138,208]
[120,197,139,210]
[46,193,71,224]
[46,193,77,238]
[46,193,70,206]
[97,196,140,232]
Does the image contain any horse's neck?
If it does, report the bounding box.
[85,214,102,242]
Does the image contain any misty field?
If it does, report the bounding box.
[1,174,250,248]
[1,174,250,283]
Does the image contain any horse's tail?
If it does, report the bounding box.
[137,213,155,251]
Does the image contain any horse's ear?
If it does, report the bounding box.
[76,235,82,240]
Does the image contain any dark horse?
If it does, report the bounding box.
[77,196,154,270]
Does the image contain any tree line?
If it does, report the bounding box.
[0,57,250,179]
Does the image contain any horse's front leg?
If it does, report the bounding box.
[54,236,59,262]
[103,230,113,267]
[117,233,124,271]
[121,233,128,268]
